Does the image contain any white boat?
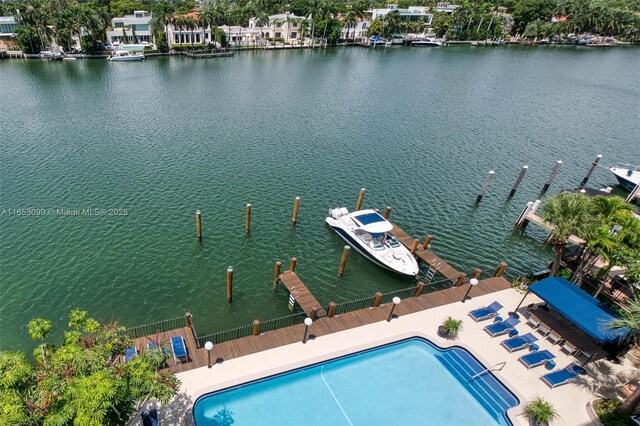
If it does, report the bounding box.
[108,50,145,61]
[610,166,640,192]
[411,37,443,47]
[326,208,419,276]
[40,50,64,60]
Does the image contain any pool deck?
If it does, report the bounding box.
[132,287,634,426]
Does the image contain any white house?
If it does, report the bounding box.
[434,2,459,14]
[0,16,19,48]
[368,4,433,25]
[106,11,153,45]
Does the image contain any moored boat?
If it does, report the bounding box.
[411,37,443,47]
[326,208,419,276]
[108,50,145,61]
[610,166,640,192]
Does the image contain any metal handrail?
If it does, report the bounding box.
[466,361,507,383]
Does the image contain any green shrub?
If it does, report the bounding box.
[523,397,558,424]
[592,399,634,426]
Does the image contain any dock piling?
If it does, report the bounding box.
[579,154,602,188]
[289,257,297,273]
[252,320,260,336]
[373,292,383,307]
[226,266,233,302]
[494,261,508,277]
[273,261,282,290]
[422,235,433,250]
[413,282,426,297]
[185,312,193,327]
[355,188,366,211]
[245,204,251,233]
[454,273,467,287]
[327,301,336,318]
[542,161,562,193]
[383,207,391,219]
[476,170,495,203]
[196,210,203,239]
[471,268,482,279]
[508,165,528,198]
[626,184,640,203]
[292,197,300,225]
[410,239,420,254]
[338,246,350,276]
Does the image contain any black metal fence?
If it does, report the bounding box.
[259,311,308,333]
[333,295,377,315]
[378,285,419,304]
[121,316,185,339]
[197,323,254,347]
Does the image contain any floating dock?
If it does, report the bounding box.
[278,270,322,313]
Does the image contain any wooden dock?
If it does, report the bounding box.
[389,224,463,282]
[523,213,585,245]
[278,270,323,313]
[130,276,512,374]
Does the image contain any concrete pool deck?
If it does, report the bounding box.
[139,287,634,425]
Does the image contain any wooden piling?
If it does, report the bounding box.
[196,210,202,239]
[542,161,562,193]
[226,266,233,302]
[454,273,467,287]
[372,292,383,307]
[626,184,640,203]
[471,268,482,279]
[252,320,260,336]
[383,207,391,219]
[327,301,336,318]
[185,312,193,327]
[413,282,426,297]
[495,261,508,277]
[273,261,282,290]
[422,235,433,249]
[355,188,366,211]
[289,257,297,273]
[292,197,301,225]
[338,245,350,276]
[245,204,251,233]
[410,238,420,254]
[476,170,495,203]
[580,154,602,188]
[311,306,320,320]
[508,165,528,198]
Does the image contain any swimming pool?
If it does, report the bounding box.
[193,338,519,425]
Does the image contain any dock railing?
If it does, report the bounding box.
[121,316,185,339]
[197,323,254,347]
[333,295,378,315]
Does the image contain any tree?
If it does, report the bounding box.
[610,299,640,414]
[541,192,598,276]
[256,12,269,47]
[0,309,180,425]
[271,18,281,46]
[27,318,51,366]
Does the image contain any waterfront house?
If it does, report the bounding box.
[0,16,19,49]
[434,2,459,14]
[368,4,433,25]
[106,11,153,46]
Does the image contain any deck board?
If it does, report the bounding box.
[279,270,323,313]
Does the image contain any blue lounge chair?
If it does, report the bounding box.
[170,336,188,364]
[469,301,503,322]
[484,316,520,337]
[541,363,584,388]
[501,333,538,352]
[124,347,137,362]
[519,350,556,369]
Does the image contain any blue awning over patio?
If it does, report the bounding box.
[528,277,630,345]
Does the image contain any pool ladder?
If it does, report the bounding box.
[466,361,507,383]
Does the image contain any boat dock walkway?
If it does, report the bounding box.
[389,224,463,282]
[522,213,585,245]
[278,270,323,313]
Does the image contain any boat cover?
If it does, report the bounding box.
[352,211,393,233]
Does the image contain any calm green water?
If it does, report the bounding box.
[1,47,638,352]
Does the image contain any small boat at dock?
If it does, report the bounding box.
[40,50,64,60]
[326,208,419,276]
[108,50,145,61]
[610,166,640,192]
[411,37,443,47]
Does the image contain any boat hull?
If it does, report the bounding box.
[610,167,640,192]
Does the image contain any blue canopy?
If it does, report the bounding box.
[528,277,629,345]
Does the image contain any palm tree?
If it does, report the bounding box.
[256,12,269,47]
[344,11,357,42]
[298,18,309,46]
[271,18,280,47]
[609,299,640,414]
[541,192,598,276]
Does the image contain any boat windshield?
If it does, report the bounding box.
[387,236,401,248]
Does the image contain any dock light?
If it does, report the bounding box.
[462,278,479,303]
[387,297,401,322]
[205,341,214,368]
[302,317,313,344]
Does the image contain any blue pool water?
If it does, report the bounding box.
[193,338,519,425]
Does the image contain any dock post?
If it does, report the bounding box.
[383,207,391,219]
[454,273,467,287]
[290,257,297,273]
[245,204,251,233]
[422,235,433,249]
[185,312,193,327]
[252,320,260,336]
[226,266,233,302]
[338,246,350,276]
[471,268,482,279]
[413,282,426,297]
[327,301,336,318]
[508,165,528,198]
[475,170,495,203]
[410,239,420,254]
[292,197,301,225]
[494,261,508,277]
[542,161,562,193]
[311,305,320,320]
[196,210,203,239]
[273,261,282,291]
[579,154,602,188]
[626,184,640,203]
[355,188,366,211]
[372,292,383,307]
[514,201,534,229]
